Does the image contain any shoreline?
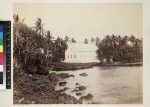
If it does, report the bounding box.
[48,62,100,71]
[110,62,142,66]
[14,62,142,104]
[48,62,143,71]
[13,67,82,104]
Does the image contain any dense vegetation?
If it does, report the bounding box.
[96,35,143,64]
[13,15,67,74]
[13,15,83,104]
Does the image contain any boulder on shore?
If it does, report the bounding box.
[79,93,93,101]
[78,85,86,91]
[79,73,88,76]
[87,94,93,99]
[72,89,79,92]
[56,87,69,93]
[76,92,82,96]
[57,73,74,78]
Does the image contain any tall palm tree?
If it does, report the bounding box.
[46,30,54,41]
[91,37,95,43]
[64,36,70,43]
[34,18,45,37]
[13,14,19,23]
[95,37,100,46]
[71,37,76,43]
[45,30,54,60]
[129,35,136,45]
[13,14,26,64]
[13,14,25,23]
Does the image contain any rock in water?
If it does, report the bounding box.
[57,73,74,78]
[78,85,86,91]
[76,92,82,96]
[79,93,93,101]
[87,94,93,99]
[79,73,88,76]
[76,83,79,85]
[72,89,79,92]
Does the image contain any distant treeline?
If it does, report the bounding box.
[96,35,143,64]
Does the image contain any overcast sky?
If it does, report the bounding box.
[14,3,142,40]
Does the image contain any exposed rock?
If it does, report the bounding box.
[78,85,86,91]
[70,75,75,77]
[57,73,74,78]
[76,83,79,85]
[79,93,93,101]
[14,67,81,104]
[76,92,82,96]
[56,87,69,93]
[79,73,88,76]
[59,81,67,86]
[87,94,93,99]
[71,89,79,92]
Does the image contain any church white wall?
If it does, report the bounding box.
[65,46,99,63]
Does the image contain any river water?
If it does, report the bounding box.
[55,66,142,104]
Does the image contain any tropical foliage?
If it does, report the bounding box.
[13,14,67,74]
[96,34,143,64]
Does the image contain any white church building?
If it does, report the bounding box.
[64,42,99,63]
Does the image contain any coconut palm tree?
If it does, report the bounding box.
[95,37,100,46]
[71,37,76,43]
[91,37,95,43]
[45,30,55,60]
[46,30,54,41]
[13,14,25,23]
[64,36,70,43]
[34,18,45,37]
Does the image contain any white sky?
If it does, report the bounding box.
[14,3,142,41]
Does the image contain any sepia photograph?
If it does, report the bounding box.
[13,3,143,104]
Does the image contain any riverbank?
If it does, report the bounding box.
[13,66,81,104]
[48,62,142,71]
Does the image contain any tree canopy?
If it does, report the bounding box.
[96,35,142,64]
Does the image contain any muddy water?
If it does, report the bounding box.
[55,66,142,104]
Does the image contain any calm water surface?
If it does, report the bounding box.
[55,66,142,104]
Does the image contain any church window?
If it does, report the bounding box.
[71,55,72,59]
[68,55,69,59]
